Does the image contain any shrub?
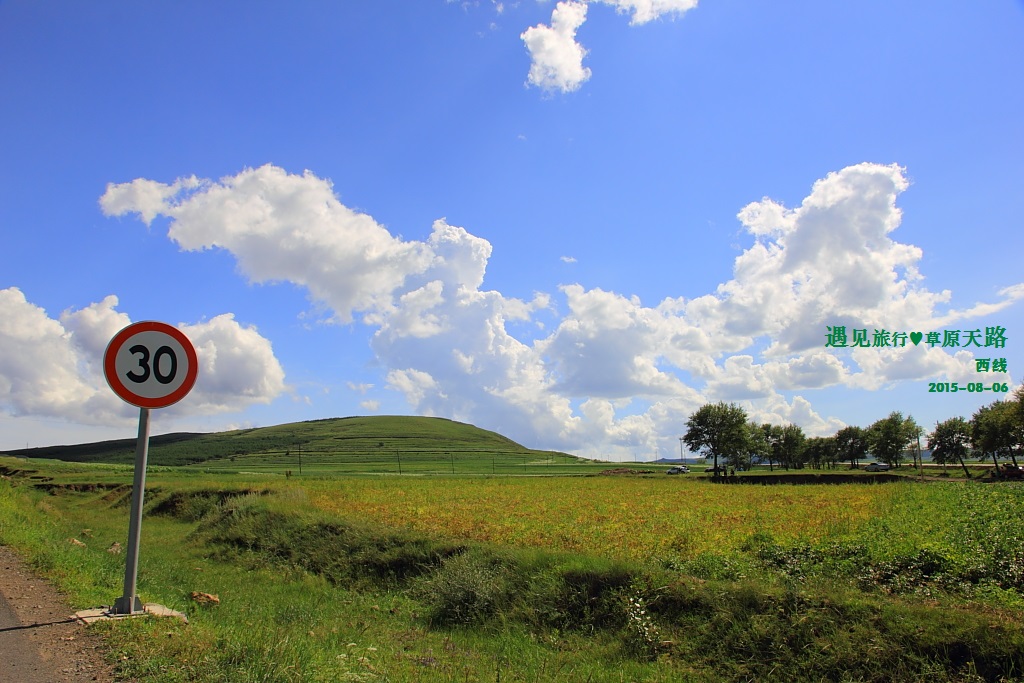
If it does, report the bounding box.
[414,552,508,625]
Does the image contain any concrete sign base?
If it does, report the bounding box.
[74,603,188,625]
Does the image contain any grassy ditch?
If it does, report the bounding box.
[4,467,1024,682]
[190,490,1024,682]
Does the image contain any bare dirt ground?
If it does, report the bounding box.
[0,545,121,682]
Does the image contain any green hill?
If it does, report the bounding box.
[1,416,586,473]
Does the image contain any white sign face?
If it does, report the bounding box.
[104,321,198,409]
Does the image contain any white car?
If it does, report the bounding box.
[865,462,891,472]
[665,466,690,474]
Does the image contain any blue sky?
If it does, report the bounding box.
[1,1,1022,459]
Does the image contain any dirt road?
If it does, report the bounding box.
[0,545,118,682]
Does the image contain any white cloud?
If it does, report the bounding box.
[519,0,699,93]
[385,368,441,408]
[708,163,1023,362]
[179,314,288,414]
[0,288,287,426]
[100,176,201,225]
[347,382,374,394]
[102,165,432,324]
[704,355,774,401]
[521,1,592,93]
[597,0,698,25]
[540,285,692,398]
[0,288,115,422]
[98,163,1022,460]
[764,352,848,391]
[749,395,846,439]
[60,295,132,361]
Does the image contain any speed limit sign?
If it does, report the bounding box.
[104,321,198,409]
[102,320,199,616]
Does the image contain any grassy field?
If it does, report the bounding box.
[2,416,601,473]
[2,453,1024,682]
[303,476,894,561]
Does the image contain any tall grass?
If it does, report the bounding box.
[305,476,897,562]
[3,461,1024,682]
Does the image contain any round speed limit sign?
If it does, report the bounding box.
[104,321,198,409]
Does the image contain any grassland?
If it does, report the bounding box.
[2,430,1024,681]
[304,476,895,561]
[4,415,620,475]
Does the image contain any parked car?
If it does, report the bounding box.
[865,462,891,472]
[666,466,690,474]
[995,463,1024,480]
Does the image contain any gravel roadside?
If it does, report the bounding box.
[0,545,121,682]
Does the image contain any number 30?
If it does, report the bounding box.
[125,344,178,385]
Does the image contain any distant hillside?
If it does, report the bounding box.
[1,416,577,468]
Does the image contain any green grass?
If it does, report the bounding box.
[10,414,978,480]
[3,457,1024,682]
[1,415,614,475]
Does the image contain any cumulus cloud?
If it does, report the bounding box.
[703,163,1022,361]
[99,176,201,225]
[180,314,287,413]
[520,0,699,93]
[385,368,442,408]
[0,287,287,425]
[102,166,432,323]
[540,285,693,398]
[98,163,1021,459]
[521,1,592,93]
[749,395,847,439]
[0,288,113,422]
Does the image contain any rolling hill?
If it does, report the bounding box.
[0,416,583,470]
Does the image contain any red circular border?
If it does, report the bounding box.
[103,321,199,409]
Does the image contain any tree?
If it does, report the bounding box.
[778,424,806,470]
[824,435,841,469]
[866,411,917,467]
[971,401,1019,469]
[804,436,822,469]
[761,423,784,472]
[804,435,838,469]
[683,402,749,479]
[835,425,868,468]
[746,421,771,470]
[904,415,924,469]
[927,417,973,478]
[1012,386,1024,467]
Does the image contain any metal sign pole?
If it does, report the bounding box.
[113,407,151,615]
[97,321,196,621]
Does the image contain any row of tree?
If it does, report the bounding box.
[682,386,1024,476]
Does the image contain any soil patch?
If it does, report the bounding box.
[598,468,656,476]
[0,545,121,682]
